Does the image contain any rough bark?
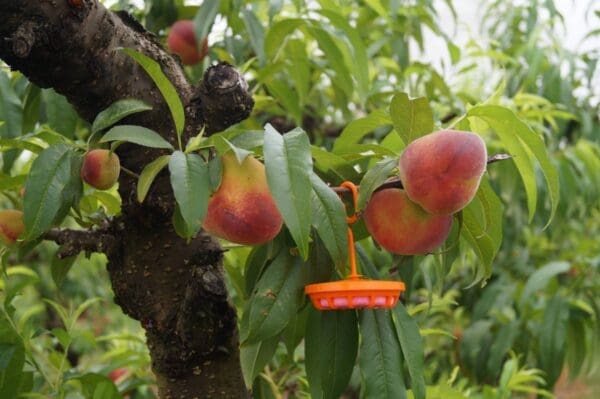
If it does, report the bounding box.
[0,1,253,398]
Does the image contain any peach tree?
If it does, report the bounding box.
[1,1,598,398]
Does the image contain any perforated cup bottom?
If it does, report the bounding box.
[305,279,405,310]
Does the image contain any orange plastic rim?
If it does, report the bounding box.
[305,279,405,310]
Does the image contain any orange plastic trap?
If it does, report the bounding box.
[305,182,405,310]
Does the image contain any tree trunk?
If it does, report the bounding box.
[0,1,253,397]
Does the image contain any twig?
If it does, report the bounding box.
[331,153,511,194]
[44,227,118,258]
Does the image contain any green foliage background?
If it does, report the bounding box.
[1,0,599,398]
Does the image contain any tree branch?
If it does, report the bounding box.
[331,153,512,194]
[44,227,118,259]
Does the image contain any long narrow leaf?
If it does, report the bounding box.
[91,99,152,134]
[100,125,174,149]
[137,155,170,203]
[243,249,305,344]
[359,310,407,399]
[168,151,209,237]
[309,173,348,272]
[264,124,313,259]
[120,48,185,145]
[23,145,75,240]
[468,105,559,225]
[392,304,426,399]
[306,308,358,399]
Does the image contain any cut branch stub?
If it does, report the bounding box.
[195,62,255,134]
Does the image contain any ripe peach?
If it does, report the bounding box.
[399,130,487,215]
[363,189,452,255]
[203,153,283,245]
[0,210,25,245]
[80,149,120,190]
[167,20,209,65]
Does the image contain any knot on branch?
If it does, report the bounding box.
[9,21,36,58]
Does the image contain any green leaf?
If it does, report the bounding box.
[51,327,71,349]
[519,261,570,310]
[333,110,391,153]
[91,99,152,134]
[318,10,369,105]
[243,249,305,344]
[306,308,358,399]
[193,0,219,43]
[244,243,273,299]
[0,138,44,154]
[392,303,426,399]
[23,144,75,240]
[51,254,77,288]
[305,24,354,98]
[184,128,206,154]
[486,321,518,378]
[168,151,210,237]
[76,373,120,399]
[72,297,102,327]
[242,9,266,66]
[311,146,361,181]
[357,157,398,210]
[265,78,303,125]
[207,155,222,192]
[212,135,252,164]
[309,173,348,272]
[359,310,407,399]
[0,342,25,399]
[100,125,174,149]
[539,295,569,386]
[460,177,503,283]
[0,71,23,173]
[264,124,313,259]
[228,130,264,150]
[21,83,41,134]
[0,174,27,191]
[57,151,84,223]
[172,204,193,239]
[90,191,121,215]
[240,334,279,388]
[120,48,185,145]
[265,18,305,60]
[41,89,79,139]
[363,0,387,16]
[283,306,309,358]
[285,39,310,107]
[137,155,170,203]
[390,93,434,144]
[468,105,559,225]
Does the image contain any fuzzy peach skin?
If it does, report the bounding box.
[363,189,453,255]
[80,149,120,190]
[398,129,487,215]
[0,210,25,245]
[167,20,209,65]
[203,153,283,245]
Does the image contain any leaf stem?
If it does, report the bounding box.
[120,165,140,178]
